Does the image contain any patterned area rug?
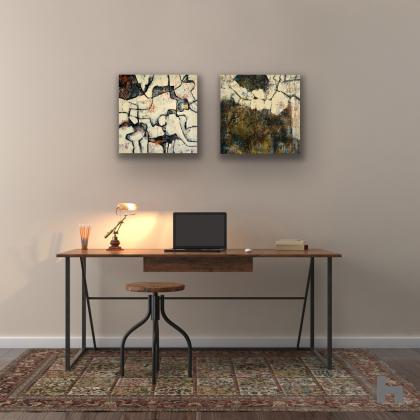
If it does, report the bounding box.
[0,348,419,411]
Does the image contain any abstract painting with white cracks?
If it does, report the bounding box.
[119,75,198,154]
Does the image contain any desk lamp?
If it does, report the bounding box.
[105,203,138,251]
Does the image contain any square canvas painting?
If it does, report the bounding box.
[119,74,197,154]
[220,74,300,155]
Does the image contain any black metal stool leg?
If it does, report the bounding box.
[120,296,152,377]
[151,293,160,384]
[156,321,160,372]
[160,295,192,377]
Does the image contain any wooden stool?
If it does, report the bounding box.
[120,282,192,384]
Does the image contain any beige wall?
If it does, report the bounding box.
[1,0,420,346]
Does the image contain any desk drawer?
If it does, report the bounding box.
[143,256,253,272]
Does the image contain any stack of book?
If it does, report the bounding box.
[275,239,308,251]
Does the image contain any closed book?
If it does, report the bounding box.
[276,244,308,251]
[275,239,305,246]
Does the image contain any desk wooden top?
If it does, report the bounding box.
[57,249,342,258]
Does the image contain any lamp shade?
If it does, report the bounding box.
[116,202,138,216]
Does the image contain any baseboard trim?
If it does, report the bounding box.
[1,336,419,348]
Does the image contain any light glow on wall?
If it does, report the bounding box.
[98,211,173,249]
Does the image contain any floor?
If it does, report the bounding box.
[1,348,420,420]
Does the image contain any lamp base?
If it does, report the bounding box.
[107,235,123,251]
[107,245,123,251]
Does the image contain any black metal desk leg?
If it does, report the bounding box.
[296,258,313,349]
[310,257,315,350]
[65,257,71,371]
[81,261,86,351]
[327,257,333,369]
[80,258,97,349]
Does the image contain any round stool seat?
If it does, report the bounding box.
[126,282,185,293]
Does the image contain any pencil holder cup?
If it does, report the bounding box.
[79,224,91,250]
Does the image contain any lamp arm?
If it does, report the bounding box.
[104,215,127,239]
[114,215,127,234]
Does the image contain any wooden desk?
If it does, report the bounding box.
[57,249,341,371]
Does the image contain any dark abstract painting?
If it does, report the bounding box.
[220,75,300,155]
[119,74,197,154]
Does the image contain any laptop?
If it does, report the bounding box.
[165,212,227,252]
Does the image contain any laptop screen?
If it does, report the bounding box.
[173,212,227,249]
